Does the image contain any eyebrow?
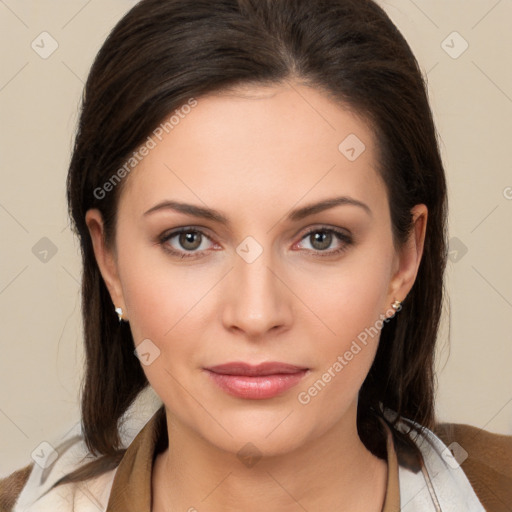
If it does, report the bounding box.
[143,196,372,224]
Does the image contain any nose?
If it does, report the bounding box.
[221,242,293,340]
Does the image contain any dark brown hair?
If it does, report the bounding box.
[59,0,447,486]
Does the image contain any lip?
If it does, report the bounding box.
[204,362,309,400]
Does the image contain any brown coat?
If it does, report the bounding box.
[1,422,511,512]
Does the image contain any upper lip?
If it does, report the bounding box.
[205,362,308,376]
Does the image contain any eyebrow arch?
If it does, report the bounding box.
[143,196,372,224]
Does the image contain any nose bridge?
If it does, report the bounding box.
[222,234,291,336]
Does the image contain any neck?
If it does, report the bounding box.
[152,406,388,512]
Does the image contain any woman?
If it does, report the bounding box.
[1,0,511,510]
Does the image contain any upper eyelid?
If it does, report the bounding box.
[300,225,351,237]
[160,226,215,243]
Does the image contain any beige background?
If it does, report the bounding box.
[1,0,511,477]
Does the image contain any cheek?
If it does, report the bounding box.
[302,239,394,342]
[116,240,232,404]
[115,223,214,337]
[118,255,211,404]
[292,240,394,407]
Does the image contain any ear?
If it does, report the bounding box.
[386,204,428,309]
[85,209,127,319]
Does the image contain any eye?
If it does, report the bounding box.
[158,227,217,258]
[295,227,353,257]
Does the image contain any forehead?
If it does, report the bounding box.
[119,82,387,220]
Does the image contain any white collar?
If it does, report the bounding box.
[395,417,485,511]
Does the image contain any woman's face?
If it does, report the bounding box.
[87,82,425,457]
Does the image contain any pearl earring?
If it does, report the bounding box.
[115,306,124,322]
[391,300,402,311]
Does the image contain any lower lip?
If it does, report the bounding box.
[205,370,308,399]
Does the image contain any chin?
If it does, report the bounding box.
[193,408,316,459]
[215,429,308,461]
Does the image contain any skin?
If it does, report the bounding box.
[86,81,427,511]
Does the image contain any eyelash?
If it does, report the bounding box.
[157,226,353,260]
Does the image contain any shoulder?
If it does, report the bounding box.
[434,422,512,511]
[0,461,118,512]
[0,464,33,512]
[0,432,119,512]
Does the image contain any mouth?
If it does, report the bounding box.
[203,362,310,399]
